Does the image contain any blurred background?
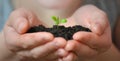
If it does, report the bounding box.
[0,0,120,31]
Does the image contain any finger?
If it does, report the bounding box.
[7,8,42,34]
[17,50,60,61]
[65,40,76,51]
[8,17,29,34]
[18,32,54,49]
[30,37,67,58]
[62,53,77,61]
[73,32,112,52]
[17,50,64,59]
[65,40,98,58]
[4,25,54,51]
[71,41,98,58]
[45,48,68,60]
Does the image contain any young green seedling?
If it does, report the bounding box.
[52,16,67,26]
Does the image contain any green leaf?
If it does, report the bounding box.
[60,19,67,24]
[52,16,59,25]
[51,16,67,25]
[52,16,57,21]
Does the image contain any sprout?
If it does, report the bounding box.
[52,16,67,26]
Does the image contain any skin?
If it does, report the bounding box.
[61,5,112,61]
[0,0,120,61]
[3,8,68,61]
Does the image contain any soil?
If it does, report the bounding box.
[27,25,91,40]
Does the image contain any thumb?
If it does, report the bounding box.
[13,17,29,34]
[84,5,109,35]
[7,8,42,34]
[72,5,109,35]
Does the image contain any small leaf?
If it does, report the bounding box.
[52,16,57,21]
[52,16,59,25]
[60,19,67,24]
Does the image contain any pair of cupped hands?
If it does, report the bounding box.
[3,5,112,61]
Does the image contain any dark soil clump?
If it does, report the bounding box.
[27,25,91,40]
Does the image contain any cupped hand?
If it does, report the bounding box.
[3,8,68,61]
[62,4,112,61]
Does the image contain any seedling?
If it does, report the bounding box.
[27,16,91,40]
[52,16,67,26]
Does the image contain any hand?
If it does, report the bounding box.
[3,8,68,61]
[62,5,112,61]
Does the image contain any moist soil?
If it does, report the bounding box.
[27,25,91,40]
